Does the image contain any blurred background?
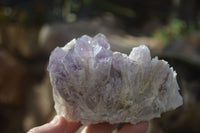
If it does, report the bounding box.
[0,0,200,133]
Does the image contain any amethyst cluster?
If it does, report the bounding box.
[47,33,183,124]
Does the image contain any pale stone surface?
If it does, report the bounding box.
[47,33,183,125]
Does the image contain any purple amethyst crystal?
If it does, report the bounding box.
[47,33,183,125]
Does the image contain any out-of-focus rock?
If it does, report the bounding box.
[108,34,162,54]
[184,31,200,47]
[38,16,123,55]
[163,40,200,66]
[0,24,39,58]
[38,16,163,56]
[23,73,54,131]
[0,50,29,106]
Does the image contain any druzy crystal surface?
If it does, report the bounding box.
[47,33,183,125]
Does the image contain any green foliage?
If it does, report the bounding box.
[153,19,185,44]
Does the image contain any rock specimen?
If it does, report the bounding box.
[0,50,29,106]
[47,33,183,125]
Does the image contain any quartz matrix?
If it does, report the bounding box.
[47,33,183,124]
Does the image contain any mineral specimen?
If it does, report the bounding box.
[47,33,183,125]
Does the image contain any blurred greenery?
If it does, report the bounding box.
[153,19,185,44]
